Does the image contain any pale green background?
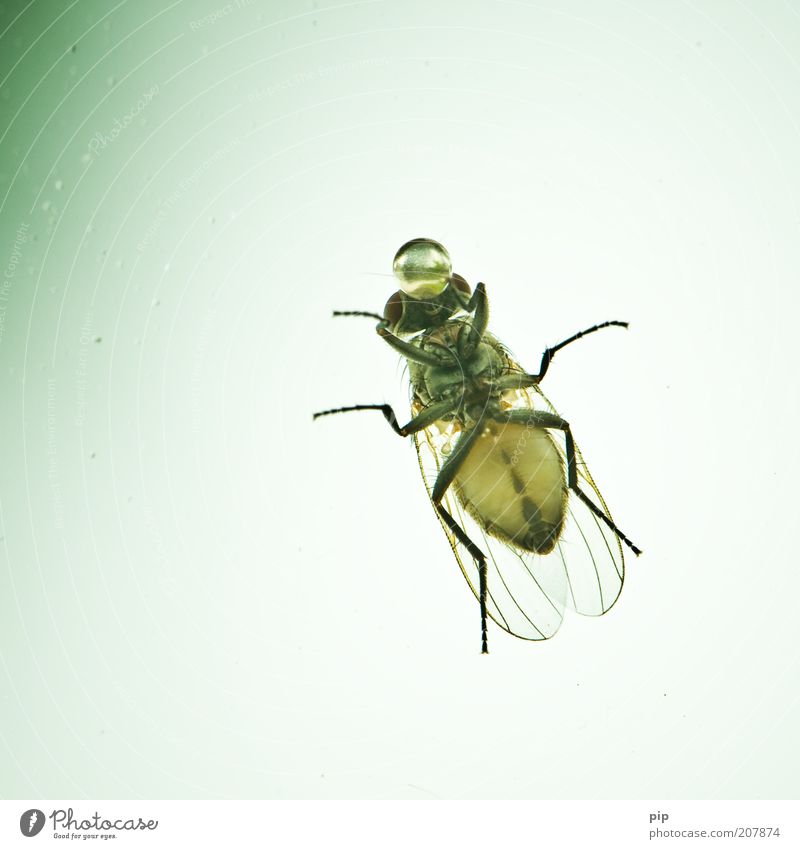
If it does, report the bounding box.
[1,0,798,799]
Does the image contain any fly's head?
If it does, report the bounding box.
[381,238,472,336]
[381,238,501,409]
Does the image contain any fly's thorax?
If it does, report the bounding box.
[408,357,463,409]
[423,361,467,405]
[408,322,509,408]
[419,321,507,371]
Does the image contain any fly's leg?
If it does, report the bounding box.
[496,320,629,391]
[314,401,491,653]
[312,398,455,435]
[430,421,491,654]
[375,322,454,367]
[533,320,629,383]
[502,410,642,556]
[457,283,489,359]
[436,504,488,655]
[332,310,384,321]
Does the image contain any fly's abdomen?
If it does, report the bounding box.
[454,420,567,554]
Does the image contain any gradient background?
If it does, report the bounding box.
[1,0,798,800]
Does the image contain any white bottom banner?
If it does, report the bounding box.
[1,800,797,848]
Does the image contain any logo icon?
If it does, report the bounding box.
[19,809,45,837]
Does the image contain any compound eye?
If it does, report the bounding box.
[392,238,451,299]
[450,273,471,297]
[383,291,403,329]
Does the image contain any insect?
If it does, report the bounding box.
[314,238,641,653]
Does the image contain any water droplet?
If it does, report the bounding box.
[54,179,63,190]
[393,238,451,299]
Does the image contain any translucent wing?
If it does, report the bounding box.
[413,379,624,642]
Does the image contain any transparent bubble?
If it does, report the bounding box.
[392,238,451,299]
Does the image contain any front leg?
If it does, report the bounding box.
[496,320,630,391]
[457,282,489,360]
[375,322,453,367]
[312,398,454,436]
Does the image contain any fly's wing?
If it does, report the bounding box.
[527,384,625,618]
[414,404,565,640]
[412,383,624,641]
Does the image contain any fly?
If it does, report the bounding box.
[314,238,641,653]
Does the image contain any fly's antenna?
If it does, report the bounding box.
[333,310,384,321]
